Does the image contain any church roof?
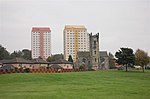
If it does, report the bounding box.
[77,51,90,58]
[100,51,108,57]
[77,51,108,58]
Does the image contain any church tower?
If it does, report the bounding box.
[89,33,100,70]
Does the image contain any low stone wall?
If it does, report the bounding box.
[0,68,86,74]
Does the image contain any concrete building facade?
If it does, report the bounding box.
[63,25,89,62]
[31,27,51,59]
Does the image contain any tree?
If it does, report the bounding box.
[9,49,32,60]
[53,54,64,60]
[115,48,135,72]
[68,55,73,63]
[47,56,55,62]
[79,64,86,70]
[46,54,64,62]
[108,52,116,69]
[0,45,32,60]
[135,49,149,72]
[0,45,10,60]
[10,50,22,59]
[22,49,32,60]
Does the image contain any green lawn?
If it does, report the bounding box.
[0,70,150,99]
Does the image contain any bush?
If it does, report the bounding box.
[15,68,19,73]
[24,68,30,73]
[79,65,86,70]
[88,68,95,71]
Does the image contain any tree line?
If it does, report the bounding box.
[0,45,32,60]
[0,45,64,61]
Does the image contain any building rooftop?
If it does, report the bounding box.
[77,51,108,58]
[50,59,73,64]
[32,58,48,64]
[77,51,90,58]
[32,27,51,32]
[65,25,86,29]
[0,58,49,64]
[0,58,33,64]
[100,51,108,57]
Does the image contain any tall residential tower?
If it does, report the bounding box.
[31,27,51,59]
[63,25,89,62]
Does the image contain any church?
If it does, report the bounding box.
[76,33,109,70]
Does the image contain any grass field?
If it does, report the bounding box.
[0,70,150,99]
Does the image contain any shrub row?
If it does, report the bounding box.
[0,68,87,74]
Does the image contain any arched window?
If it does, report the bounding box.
[82,58,86,63]
[94,51,96,54]
[95,58,97,62]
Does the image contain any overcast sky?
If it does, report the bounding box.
[0,0,150,55]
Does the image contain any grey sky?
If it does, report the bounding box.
[0,0,150,55]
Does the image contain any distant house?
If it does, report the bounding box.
[0,58,49,69]
[0,58,33,69]
[32,58,49,69]
[49,59,73,69]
